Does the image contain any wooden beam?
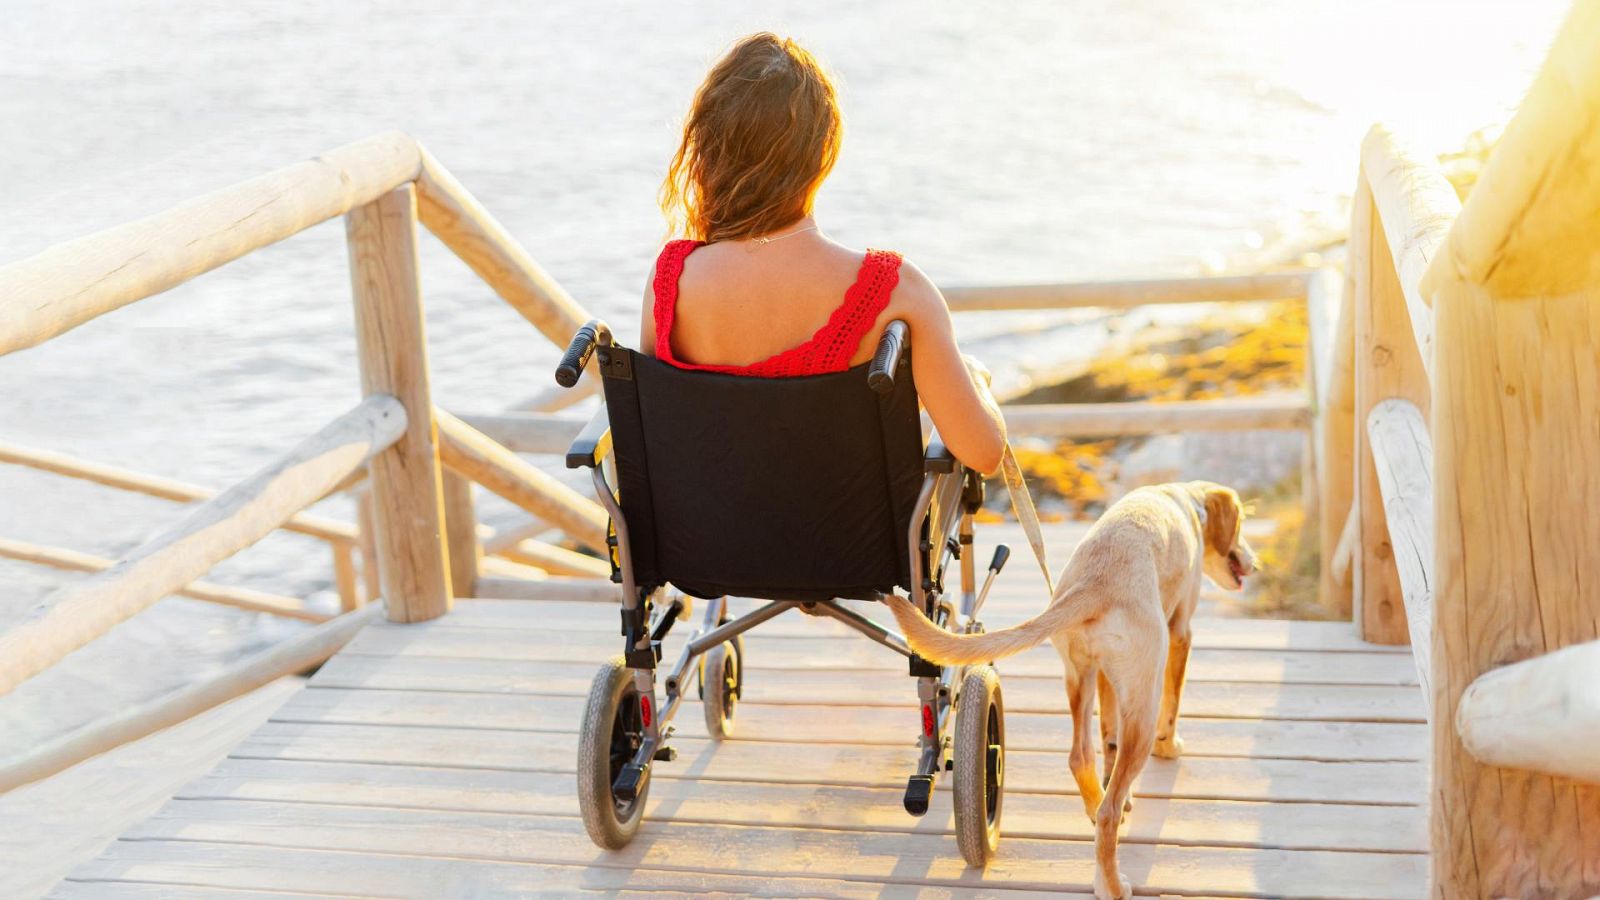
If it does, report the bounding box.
[0,604,381,793]
[1457,639,1600,785]
[0,395,403,697]
[481,517,550,557]
[472,576,620,603]
[1360,125,1458,381]
[441,472,479,598]
[1329,503,1359,590]
[434,409,609,552]
[0,132,421,358]
[415,149,590,347]
[999,396,1308,438]
[1365,399,1434,719]
[493,539,610,579]
[0,538,328,622]
[1318,200,1360,619]
[1428,0,1600,300]
[941,271,1309,312]
[1352,182,1429,646]
[348,185,453,624]
[0,440,357,544]
[452,411,588,455]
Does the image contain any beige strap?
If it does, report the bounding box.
[999,444,1053,591]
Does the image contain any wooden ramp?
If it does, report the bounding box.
[55,523,1429,898]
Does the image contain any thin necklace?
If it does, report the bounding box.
[749,223,819,246]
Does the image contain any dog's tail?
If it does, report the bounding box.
[882,586,1097,666]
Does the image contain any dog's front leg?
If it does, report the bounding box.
[1152,618,1192,760]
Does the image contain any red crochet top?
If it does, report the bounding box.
[652,239,903,378]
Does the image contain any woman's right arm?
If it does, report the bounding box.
[892,261,1007,476]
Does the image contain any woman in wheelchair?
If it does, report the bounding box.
[557,32,1015,867]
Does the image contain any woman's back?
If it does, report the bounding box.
[650,236,900,376]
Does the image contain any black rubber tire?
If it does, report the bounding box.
[954,665,1005,867]
[701,639,741,740]
[576,657,649,849]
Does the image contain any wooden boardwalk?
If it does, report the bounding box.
[55,523,1429,898]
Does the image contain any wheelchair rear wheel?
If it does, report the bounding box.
[700,637,743,740]
[577,657,649,848]
[953,665,1005,867]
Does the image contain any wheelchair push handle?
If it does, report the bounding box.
[868,320,909,395]
[555,319,612,388]
[989,544,1010,573]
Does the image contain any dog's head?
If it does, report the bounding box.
[1190,482,1257,591]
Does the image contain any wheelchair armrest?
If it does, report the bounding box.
[925,427,959,473]
[565,405,612,469]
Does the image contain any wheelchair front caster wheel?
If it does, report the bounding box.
[577,657,649,849]
[700,638,742,740]
[954,665,1005,867]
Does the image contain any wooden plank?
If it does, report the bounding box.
[117,798,1427,898]
[181,756,1430,853]
[1365,399,1434,717]
[66,840,1068,899]
[0,132,421,359]
[941,271,1308,312]
[230,722,1426,805]
[0,396,404,696]
[343,622,1421,685]
[438,599,1412,653]
[1001,396,1308,438]
[55,879,368,900]
[278,687,1428,761]
[440,471,478,597]
[309,654,1426,722]
[347,185,452,624]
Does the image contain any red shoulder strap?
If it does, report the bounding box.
[652,239,704,364]
[819,249,903,369]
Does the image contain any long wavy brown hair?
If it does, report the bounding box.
[660,33,842,243]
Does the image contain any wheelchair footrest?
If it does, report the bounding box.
[903,774,935,817]
[612,762,647,803]
[652,745,677,762]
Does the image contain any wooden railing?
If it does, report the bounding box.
[1314,3,1600,894]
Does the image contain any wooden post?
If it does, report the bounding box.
[1423,4,1600,891]
[1317,181,1362,618]
[441,471,479,598]
[355,486,381,606]
[347,184,453,624]
[1352,183,1428,645]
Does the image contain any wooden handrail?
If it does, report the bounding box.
[494,538,610,579]
[1360,125,1458,381]
[1000,396,1309,438]
[0,603,381,793]
[434,409,609,551]
[416,149,590,347]
[0,132,422,358]
[0,394,404,697]
[454,411,589,455]
[1365,399,1434,718]
[0,538,327,622]
[0,440,357,544]
[941,271,1309,312]
[1456,639,1600,785]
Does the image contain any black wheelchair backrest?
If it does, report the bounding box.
[597,345,924,601]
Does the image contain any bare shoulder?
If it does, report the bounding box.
[884,255,950,327]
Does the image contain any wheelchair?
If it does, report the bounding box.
[555,318,1012,866]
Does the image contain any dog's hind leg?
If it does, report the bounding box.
[1153,616,1193,760]
[1094,671,1132,813]
[1060,652,1104,823]
[1093,639,1162,900]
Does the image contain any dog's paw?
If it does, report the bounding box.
[1152,733,1185,759]
[1094,870,1132,900]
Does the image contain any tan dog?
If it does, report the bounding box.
[884,481,1257,900]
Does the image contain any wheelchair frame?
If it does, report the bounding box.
[557,319,1010,866]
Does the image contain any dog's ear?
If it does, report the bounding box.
[1203,486,1242,555]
